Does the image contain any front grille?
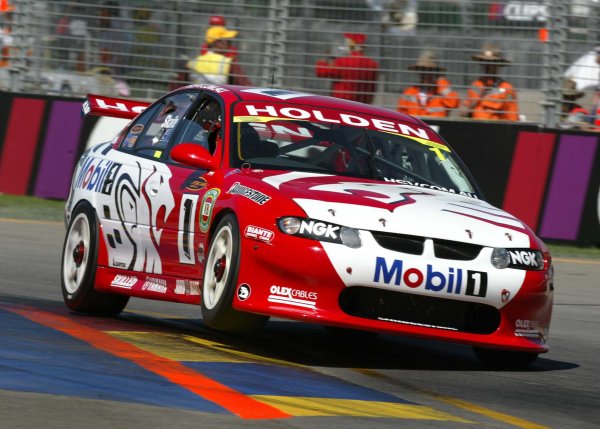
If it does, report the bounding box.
[433,239,482,260]
[339,287,500,334]
[371,232,424,255]
[371,231,482,261]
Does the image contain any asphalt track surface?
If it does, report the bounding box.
[0,218,599,429]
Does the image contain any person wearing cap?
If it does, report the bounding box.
[464,44,519,121]
[187,25,251,86]
[397,50,459,117]
[199,15,238,58]
[315,33,380,104]
[559,78,590,129]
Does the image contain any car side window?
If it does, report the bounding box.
[121,92,199,159]
[171,97,223,155]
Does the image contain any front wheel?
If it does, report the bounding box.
[473,347,539,369]
[201,213,268,334]
[61,202,129,316]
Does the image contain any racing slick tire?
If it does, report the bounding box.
[201,213,268,334]
[61,202,129,316]
[473,347,539,369]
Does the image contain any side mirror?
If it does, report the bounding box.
[171,143,218,170]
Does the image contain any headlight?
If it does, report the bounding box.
[491,248,544,270]
[278,216,301,234]
[277,217,362,248]
[491,248,510,269]
[340,226,362,248]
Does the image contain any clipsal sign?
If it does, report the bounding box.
[240,104,432,141]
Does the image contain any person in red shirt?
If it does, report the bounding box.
[397,50,459,117]
[315,33,380,104]
[464,45,519,121]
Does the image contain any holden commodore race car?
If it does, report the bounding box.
[62,84,553,368]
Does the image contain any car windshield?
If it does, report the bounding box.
[230,117,479,198]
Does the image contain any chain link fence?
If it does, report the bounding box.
[1,0,598,126]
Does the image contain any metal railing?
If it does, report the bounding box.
[1,0,598,127]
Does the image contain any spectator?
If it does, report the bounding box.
[199,16,238,58]
[96,1,133,74]
[464,44,519,121]
[315,33,379,104]
[0,0,15,68]
[589,46,600,130]
[558,78,590,129]
[130,8,165,71]
[186,25,251,86]
[397,50,459,117]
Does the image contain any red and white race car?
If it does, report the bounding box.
[62,84,553,368]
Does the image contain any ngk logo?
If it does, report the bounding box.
[299,220,339,239]
[508,250,538,267]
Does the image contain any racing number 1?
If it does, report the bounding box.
[178,194,199,264]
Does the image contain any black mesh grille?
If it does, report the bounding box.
[371,232,424,255]
[339,287,500,334]
[433,239,482,260]
[371,231,482,261]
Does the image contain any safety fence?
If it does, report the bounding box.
[1,0,599,127]
[0,91,598,245]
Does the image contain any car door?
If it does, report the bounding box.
[159,95,226,285]
[99,91,200,278]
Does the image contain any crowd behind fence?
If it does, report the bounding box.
[1,0,599,128]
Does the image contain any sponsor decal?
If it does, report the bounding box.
[244,225,274,243]
[267,285,318,309]
[131,124,144,134]
[142,277,168,294]
[75,157,121,194]
[81,100,91,115]
[228,182,270,205]
[188,83,228,93]
[110,274,138,289]
[200,188,220,233]
[239,104,432,141]
[174,279,200,295]
[373,257,488,297]
[514,319,542,338]
[112,258,127,269]
[237,284,251,301]
[507,249,543,270]
[299,219,339,240]
[182,174,208,191]
[383,178,479,199]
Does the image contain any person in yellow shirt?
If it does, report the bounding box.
[187,25,251,86]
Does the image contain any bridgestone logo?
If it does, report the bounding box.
[228,182,270,205]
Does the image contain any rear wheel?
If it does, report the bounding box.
[61,202,129,316]
[473,347,539,369]
[201,213,268,334]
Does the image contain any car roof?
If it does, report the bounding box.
[177,84,429,128]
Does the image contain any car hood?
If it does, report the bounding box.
[261,171,534,248]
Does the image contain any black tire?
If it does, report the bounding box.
[61,202,129,316]
[473,346,539,370]
[201,213,268,334]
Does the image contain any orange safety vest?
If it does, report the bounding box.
[397,77,459,117]
[465,78,519,121]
